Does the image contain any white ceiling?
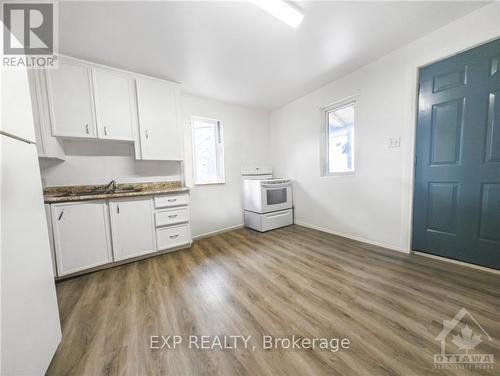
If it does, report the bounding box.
[59,1,488,110]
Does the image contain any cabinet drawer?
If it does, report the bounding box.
[155,207,189,227]
[154,193,189,208]
[157,224,190,250]
[261,209,293,232]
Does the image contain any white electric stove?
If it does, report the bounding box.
[241,167,293,232]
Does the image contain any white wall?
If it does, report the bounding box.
[39,140,181,186]
[270,3,500,253]
[180,93,270,238]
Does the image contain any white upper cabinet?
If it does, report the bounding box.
[136,78,182,160]
[27,70,65,159]
[39,55,183,160]
[47,58,96,138]
[92,69,135,141]
[109,197,156,261]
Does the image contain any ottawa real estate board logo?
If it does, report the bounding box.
[2,1,58,68]
[434,308,494,370]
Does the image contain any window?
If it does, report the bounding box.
[323,100,355,175]
[191,117,225,185]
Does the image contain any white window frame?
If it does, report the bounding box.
[321,96,356,177]
[191,116,225,185]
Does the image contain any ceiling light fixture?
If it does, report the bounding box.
[252,0,304,28]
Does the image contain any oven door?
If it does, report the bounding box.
[261,183,292,213]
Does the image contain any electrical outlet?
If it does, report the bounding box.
[388,137,401,148]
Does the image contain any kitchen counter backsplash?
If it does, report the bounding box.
[44,181,187,203]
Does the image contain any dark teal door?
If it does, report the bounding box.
[413,38,500,270]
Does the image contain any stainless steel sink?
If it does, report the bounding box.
[58,191,105,197]
[57,188,142,197]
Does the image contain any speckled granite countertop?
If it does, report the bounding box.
[44,181,189,204]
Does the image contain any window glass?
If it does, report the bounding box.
[192,117,225,184]
[327,103,355,174]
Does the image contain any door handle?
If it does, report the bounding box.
[117,205,120,214]
[104,126,108,136]
[262,184,291,188]
[145,130,149,139]
[85,124,90,134]
[58,209,64,221]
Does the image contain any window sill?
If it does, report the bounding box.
[322,171,356,177]
[193,182,226,186]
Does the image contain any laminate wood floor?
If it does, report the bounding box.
[47,225,500,376]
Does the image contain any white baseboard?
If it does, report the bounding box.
[294,221,410,254]
[413,251,500,275]
[192,224,245,241]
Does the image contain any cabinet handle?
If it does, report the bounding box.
[167,198,176,202]
[58,209,64,221]
[85,124,90,134]
[117,205,120,214]
[169,234,179,239]
[168,214,178,219]
[104,126,108,136]
[145,130,149,139]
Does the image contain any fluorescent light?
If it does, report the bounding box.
[252,0,304,28]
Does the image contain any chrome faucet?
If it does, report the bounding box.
[104,180,117,193]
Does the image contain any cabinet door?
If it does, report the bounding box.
[44,204,57,277]
[109,197,156,261]
[51,201,112,276]
[47,59,96,138]
[93,69,135,141]
[27,70,65,159]
[136,79,182,160]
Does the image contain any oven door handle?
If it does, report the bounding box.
[261,183,291,188]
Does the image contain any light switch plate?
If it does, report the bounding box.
[388,137,401,148]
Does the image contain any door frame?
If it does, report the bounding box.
[406,36,500,262]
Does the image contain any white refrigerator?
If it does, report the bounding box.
[0,25,62,375]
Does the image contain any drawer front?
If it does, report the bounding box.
[155,207,189,227]
[156,224,190,250]
[261,209,293,232]
[154,193,189,208]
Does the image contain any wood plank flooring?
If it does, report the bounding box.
[47,225,500,375]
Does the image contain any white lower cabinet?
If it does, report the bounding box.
[109,197,156,261]
[157,224,190,250]
[51,201,112,276]
[48,192,191,277]
[154,193,191,252]
[155,206,189,227]
[44,204,57,276]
